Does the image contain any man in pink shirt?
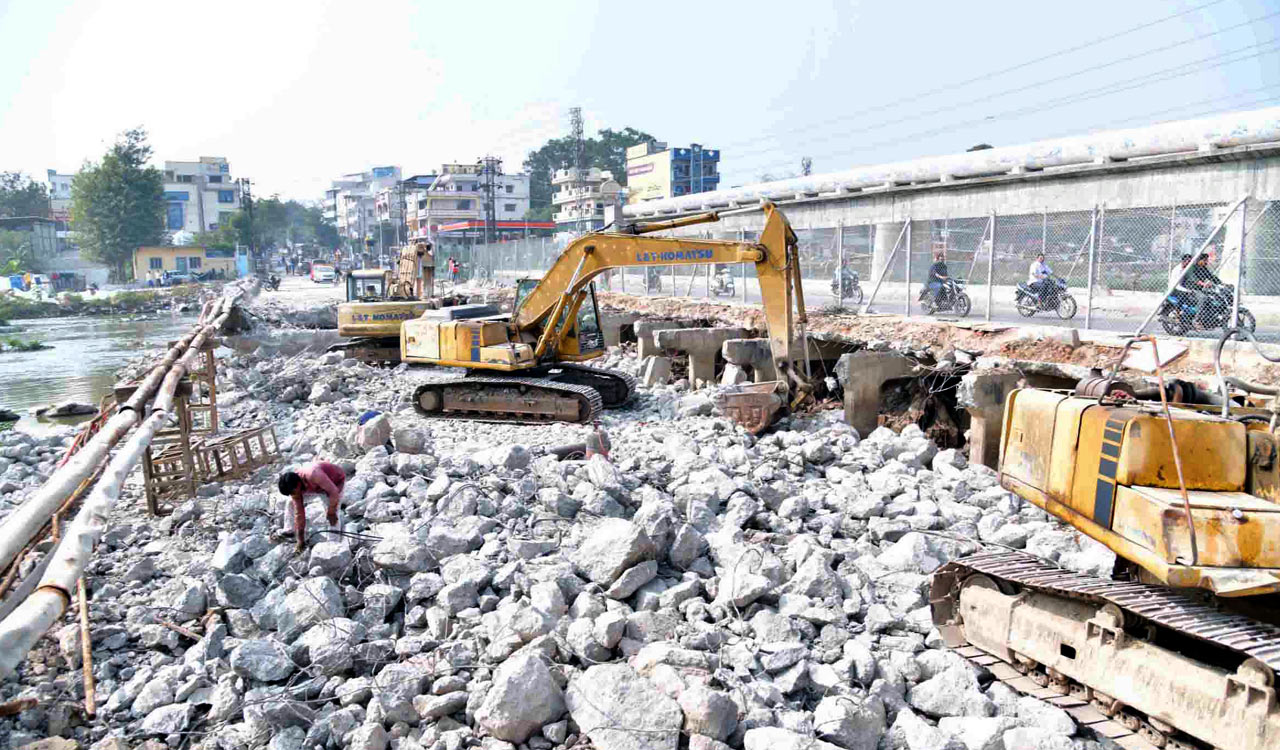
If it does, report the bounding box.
[277,461,347,553]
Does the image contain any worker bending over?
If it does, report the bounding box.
[277,461,347,553]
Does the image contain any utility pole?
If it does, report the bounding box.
[398,179,409,245]
[237,178,256,270]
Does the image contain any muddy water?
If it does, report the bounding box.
[0,313,197,432]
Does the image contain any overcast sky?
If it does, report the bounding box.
[1,0,1277,202]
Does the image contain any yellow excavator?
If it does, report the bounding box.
[400,201,812,429]
[931,336,1280,750]
[333,242,465,363]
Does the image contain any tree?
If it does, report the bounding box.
[522,125,655,220]
[0,173,50,219]
[199,198,338,254]
[0,230,36,273]
[71,128,164,281]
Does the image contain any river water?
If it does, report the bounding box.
[0,313,197,432]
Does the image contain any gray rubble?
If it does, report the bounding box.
[0,337,1118,750]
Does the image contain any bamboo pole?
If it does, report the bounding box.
[77,577,94,717]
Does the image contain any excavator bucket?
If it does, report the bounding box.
[716,381,787,435]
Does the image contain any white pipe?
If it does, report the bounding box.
[0,409,169,679]
[623,106,1280,218]
[0,288,241,589]
[0,287,243,677]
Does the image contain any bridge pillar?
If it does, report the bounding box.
[871,221,904,283]
[872,220,932,287]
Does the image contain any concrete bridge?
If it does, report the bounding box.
[619,107,1280,282]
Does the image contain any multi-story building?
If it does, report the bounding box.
[551,167,622,233]
[324,166,402,247]
[404,163,534,242]
[45,170,75,251]
[46,170,73,224]
[162,157,241,234]
[624,142,720,204]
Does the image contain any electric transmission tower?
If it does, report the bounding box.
[478,156,502,245]
[569,107,585,233]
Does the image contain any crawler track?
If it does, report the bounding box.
[931,550,1280,750]
[412,377,603,424]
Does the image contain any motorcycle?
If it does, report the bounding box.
[711,268,735,297]
[1157,283,1256,336]
[1015,276,1077,319]
[831,269,864,305]
[264,275,281,291]
[918,277,971,317]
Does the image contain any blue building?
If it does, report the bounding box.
[625,142,721,203]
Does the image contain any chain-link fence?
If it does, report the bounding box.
[443,197,1280,340]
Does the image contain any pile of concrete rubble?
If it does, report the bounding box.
[0,342,1116,750]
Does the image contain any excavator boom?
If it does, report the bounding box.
[511,202,806,390]
[401,202,811,430]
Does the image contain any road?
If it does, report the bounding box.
[482,267,1276,341]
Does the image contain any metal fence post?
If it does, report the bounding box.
[1041,208,1047,256]
[1169,202,1177,270]
[740,229,747,303]
[1085,205,1098,329]
[836,221,844,308]
[986,211,996,321]
[904,221,912,315]
[1233,200,1246,328]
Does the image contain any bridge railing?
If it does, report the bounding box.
[452,197,1280,341]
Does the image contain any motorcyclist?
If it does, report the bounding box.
[926,251,949,304]
[1187,253,1226,324]
[834,264,855,293]
[646,266,661,291]
[1027,253,1053,304]
[716,264,733,292]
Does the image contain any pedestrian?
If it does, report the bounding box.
[276,461,348,553]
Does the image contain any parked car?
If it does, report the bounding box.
[162,271,198,286]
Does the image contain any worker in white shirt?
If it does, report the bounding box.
[1027,253,1053,303]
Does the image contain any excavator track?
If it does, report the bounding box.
[931,550,1280,750]
[412,377,603,425]
[537,363,637,408]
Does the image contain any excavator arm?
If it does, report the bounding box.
[513,202,809,392]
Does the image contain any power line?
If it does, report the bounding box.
[727,39,1280,178]
[724,16,1280,170]
[716,0,1234,152]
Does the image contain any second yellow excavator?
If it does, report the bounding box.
[399,202,813,428]
[333,242,465,363]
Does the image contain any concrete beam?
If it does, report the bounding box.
[654,327,747,388]
[634,320,687,359]
[958,369,1024,470]
[836,351,915,438]
[721,338,779,383]
[601,311,641,348]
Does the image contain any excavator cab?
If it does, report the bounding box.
[514,278,604,361]
[347,269,391,302]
